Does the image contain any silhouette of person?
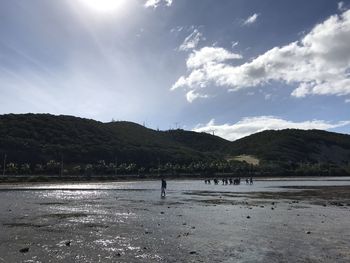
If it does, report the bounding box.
[161,178,167,197]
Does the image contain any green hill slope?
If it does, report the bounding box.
[231,129,350,164]
[1,114,349,171]
[0,113,227,166]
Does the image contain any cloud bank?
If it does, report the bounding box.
[193,116,350,141]
[173,10,350,102]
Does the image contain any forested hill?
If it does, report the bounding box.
[0,113,230,166]
[0,114,350,168]
[230,129,350,164]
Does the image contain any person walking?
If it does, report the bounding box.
[161,178,167,197]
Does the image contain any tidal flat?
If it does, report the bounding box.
[0,178,350,263]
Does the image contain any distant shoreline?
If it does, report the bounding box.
[1,174,350,185]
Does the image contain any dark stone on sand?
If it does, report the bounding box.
[189,251,197,254]
[330,201,344,207]
[191,226,196,229]
[246,216,251,219]
[160,211,165,214]
[271,202,275,205]
[65,241,71,247]
[306,231,311,234]
[116,252,121,257]
[271,207,274,210]
[182,223,187,225]
[260,206,264,208]
[145,231,152,234]
[19,247,29,253]
[143,247,147,250]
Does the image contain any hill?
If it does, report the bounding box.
[0,113,228,166]
[231,129,350,164]
[0,114,349,177]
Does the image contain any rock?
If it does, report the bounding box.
[145,231,152,234]
[65,241,71,247]
[19,247,29,253]
[246,216,251,219]
[260,206,264,208]
[182,223,187,225]
[271,207,274,210]
[271,202,275,205]
[189,251,197,254]
[116,252,121,257]
[160,211,165,214]
[306,231,311,234]
[143,247,147,250]
[191,226,196,229]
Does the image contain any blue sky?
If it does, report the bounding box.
[0,0,349,140]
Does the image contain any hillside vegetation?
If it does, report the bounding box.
[0,113,349,177]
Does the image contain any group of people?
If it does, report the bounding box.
[160,176,254,197]
[204,177,253,185]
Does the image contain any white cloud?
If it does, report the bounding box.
[172,47,242,101]
[231,41,239,48]
[179,29,205,51]
[186,47,242,69]
[193,116,350,141]
[173,10,350,101]
[144,0,172,8]
[243,13,259,26]
[338,1,346,11]
[186,90,209,103]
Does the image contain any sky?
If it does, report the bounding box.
[0,0,350,140]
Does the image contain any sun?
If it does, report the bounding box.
[79,0,126,13]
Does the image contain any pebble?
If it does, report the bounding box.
[306,231,311,234]
[189,251,197,254]
[65,241,71,247]
[19,247,29,253]
[246,216,251,219]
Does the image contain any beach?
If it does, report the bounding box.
[0,178,350,263]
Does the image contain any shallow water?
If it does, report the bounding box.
[0,177,350,262]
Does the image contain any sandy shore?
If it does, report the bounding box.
[0,180,349,262]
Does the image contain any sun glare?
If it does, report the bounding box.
[79,0,125,13]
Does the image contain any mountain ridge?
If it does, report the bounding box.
[1,113,350,168]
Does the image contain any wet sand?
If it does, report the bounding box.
[0,179,349,262]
